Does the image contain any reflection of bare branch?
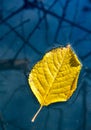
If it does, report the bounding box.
[0,0,91,62]
[0,6,24,24]
[0,19,30,40]
[0,59,29,71]
[1,0,91,37]
[27,1,91,34]
[12,0,58,60]
[3,21,43,59]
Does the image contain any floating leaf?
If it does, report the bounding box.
[28,44,82,122]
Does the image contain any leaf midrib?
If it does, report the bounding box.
[43,48,68,104]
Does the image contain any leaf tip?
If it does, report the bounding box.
[66,44,71,48]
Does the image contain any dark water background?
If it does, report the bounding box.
[0,0,91,130]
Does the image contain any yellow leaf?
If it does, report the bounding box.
[28,44,82,122]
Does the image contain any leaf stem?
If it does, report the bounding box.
[31,106,43,122]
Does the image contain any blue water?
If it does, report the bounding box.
[0,0,91,130]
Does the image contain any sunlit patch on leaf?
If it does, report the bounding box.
[28,44,82,122]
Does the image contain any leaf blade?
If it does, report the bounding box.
[28,45,82,106]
